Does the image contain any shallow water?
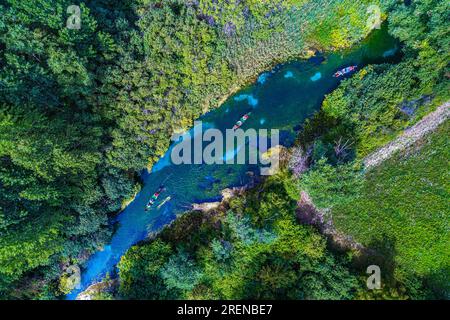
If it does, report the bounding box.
[67,26,400,299]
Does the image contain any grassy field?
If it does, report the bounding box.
[333,121,449,297]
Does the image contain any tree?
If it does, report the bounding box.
[118,239,175,299]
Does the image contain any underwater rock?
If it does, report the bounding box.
[192,201,222,212]
[257,72,270,84]
[284,71,294,78]
[76,279,118,300]
[192,187,248,213]
[233,94,259,107]
[310,72,322,81]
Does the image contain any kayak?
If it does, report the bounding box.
[333,65,357,78]
[157,196,171,210]
[145,186,165,211]
[232,112,252,130]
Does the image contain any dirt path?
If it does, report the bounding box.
[364,101,450,169]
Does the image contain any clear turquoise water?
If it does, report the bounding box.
[67,26,400,299]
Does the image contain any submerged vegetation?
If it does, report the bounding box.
[0,0,448,299]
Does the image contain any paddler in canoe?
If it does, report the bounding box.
[333,65,357,78]
[232,111,252,130]
[145,185,165,211]
[145,174,173,211]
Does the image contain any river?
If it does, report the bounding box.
[67,25,400,299]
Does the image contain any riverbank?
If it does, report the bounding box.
[84,1,449,300]
[67,22,402,299]
[108,107,449,300]
[113,166,371,300]
[3,0,448,301]
[364,101,450,169]
[145,1,382,171]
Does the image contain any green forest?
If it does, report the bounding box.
[0,0,448,300]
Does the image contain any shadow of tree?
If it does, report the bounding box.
[351,234,449,299]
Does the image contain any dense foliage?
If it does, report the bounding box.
[118,173,362,300]
[0,0,129,298]
[297,0,449,299]
[0,0,383,298]
[0,0,448,300]
[301,0,449,159]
